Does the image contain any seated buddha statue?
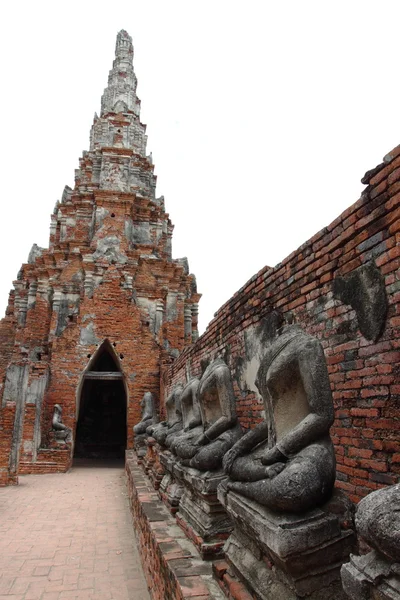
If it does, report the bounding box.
[52,404,72,443]
[180,357,242,471]
[133,392,156,435]
[223,319,336,513]
[170,378,202,457]
[150,385,183,447]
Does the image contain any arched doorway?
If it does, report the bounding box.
[74,341,127,459]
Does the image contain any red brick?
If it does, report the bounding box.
[348,447,373,459]
[350,408,379,418]
[357,459,388,472]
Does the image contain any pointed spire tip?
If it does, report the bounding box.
[115,30,133,57]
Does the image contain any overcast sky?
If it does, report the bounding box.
[0,1,399,333]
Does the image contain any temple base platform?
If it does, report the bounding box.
[218,484,354,599]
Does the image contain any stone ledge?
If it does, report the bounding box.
[125,450,224,600]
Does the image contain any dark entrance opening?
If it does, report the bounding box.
[74,342,127,459]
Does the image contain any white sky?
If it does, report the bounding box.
[0,1,399,333]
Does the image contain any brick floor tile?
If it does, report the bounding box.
[78,575,96,590]
[0,462,150,600]
[8,577,32,595]
[25,585,44,599]
[63,572,80,586]
[0,577,15,594]
[33,565,52,576]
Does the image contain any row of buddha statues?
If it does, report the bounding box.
[134,320,336,513]
[134,319,400,600]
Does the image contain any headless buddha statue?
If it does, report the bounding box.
[224,323,336,513]
[180,357,242,471]
[133,392,156,435]
[170,378,202,457]
[150,385,183,447]
[52,404,72,443]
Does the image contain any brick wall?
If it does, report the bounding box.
[164,144,400,505]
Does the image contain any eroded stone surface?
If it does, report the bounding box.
[171,378,203,458]
[333,260,388,342]
[219,486,353,599]
[180,357,242,471]
[356,484,400,562]
[133,392,157,458]
[133,391,156,436]
[341,484,400,600]
[52,404,72,444]
[151,385,184,448]
[224,323,336,513]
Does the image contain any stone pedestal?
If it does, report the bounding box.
[218,485,354,599]
[175,463,233,559]
[341,551,400,600]
[158,451,184,514]
[144,441,166,489]
[48,431,72,449]
[142,437,156,474]
[133,433,147,461]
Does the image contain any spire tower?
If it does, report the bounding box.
[90,30,150,183]
[101,30,139,117]
[0,31,200,484]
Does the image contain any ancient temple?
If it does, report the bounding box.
[1,24,400,600]
[0,30,200,485]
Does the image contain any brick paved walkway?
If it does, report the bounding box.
[0,460,151,600]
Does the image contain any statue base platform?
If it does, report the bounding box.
[158,452,184,514]
[174,463,233,560]
[159,448,174,471]
[142,437,156,471]
[51,430,71,445]
[48,431,72,450]
[143,441,165,489]
[341,551,400,600]
[133,433,147,462]
[218,485,354,599]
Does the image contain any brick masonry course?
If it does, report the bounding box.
[126,451,224,600]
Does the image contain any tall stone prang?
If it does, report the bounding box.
[0,30,200,485]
